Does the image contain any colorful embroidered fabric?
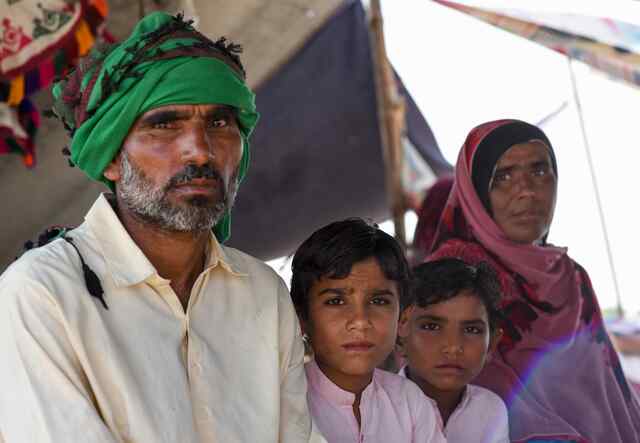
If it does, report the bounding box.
[412,175,454,257]
[428,119,640,443]
[0,98,38,166]
[0,0,108,167]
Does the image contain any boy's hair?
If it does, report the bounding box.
[290,218,410,320]
[406,258,503,331]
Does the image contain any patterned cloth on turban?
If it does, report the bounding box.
[51,12,259,242]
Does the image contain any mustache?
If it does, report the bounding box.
[167,164,224,189]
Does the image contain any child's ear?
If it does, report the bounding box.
[398,306,413,339]
[295,312,307,337]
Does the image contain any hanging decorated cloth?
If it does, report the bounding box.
[0,99,38,166]
[0,0,108,167]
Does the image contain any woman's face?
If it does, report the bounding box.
[488,141,557,244]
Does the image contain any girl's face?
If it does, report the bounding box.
[304,257,400,393]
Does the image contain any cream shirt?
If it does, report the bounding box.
[0,194,311,443]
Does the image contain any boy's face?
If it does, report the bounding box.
[304,257,400,391]
[398,290,498,396]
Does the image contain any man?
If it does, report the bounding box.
[0,12,311,442]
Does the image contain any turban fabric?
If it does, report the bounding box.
[52,12,259,242]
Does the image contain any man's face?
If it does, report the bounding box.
[105,104,243,232]
[304,258,400,391]
[488,141,557,244]
[399,291,497,398]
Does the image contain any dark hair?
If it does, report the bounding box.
[406,258,503,331]
[290,218,410,320]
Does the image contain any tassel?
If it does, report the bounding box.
[75,20,94,57]
[91,0,109,19]
[63,237,108,310]
[23,153,34,168]
[37,226,67,246]
[19,225,66,255]
[8,76,24,106]
[81,261,108,310]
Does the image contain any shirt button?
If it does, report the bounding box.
[199,406,213,421]
[191,361,203,375]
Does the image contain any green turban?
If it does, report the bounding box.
[52,12,259,242]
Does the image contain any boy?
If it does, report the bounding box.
[290,218,446,443]
[398,258,509,443]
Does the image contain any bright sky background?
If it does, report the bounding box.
[269,0,640,317]
[382,0,640,317]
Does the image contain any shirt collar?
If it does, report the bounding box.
[399,365,470,420]
[306,359,377,407]
[456,385,471,411]
[204,234,246,277]
[86,193,244,287]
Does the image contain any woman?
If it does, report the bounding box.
[429,119,640,442]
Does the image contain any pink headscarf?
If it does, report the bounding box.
[430,120,640,442]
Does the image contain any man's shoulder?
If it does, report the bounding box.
[219,244,284,287]
[218,246,298,325]
[4,237,76,284]
[0,225,94,305]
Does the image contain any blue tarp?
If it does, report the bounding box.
[227,0,449,259]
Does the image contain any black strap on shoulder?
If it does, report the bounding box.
[62,236,108,310]
[20,226,108,310]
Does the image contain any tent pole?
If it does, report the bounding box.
[368,0,407,251]
[138,0,145,20]
[568,58,624,318]
[535,101,568,128]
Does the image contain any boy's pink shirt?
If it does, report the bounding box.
[305,360,446,443]
[398,366,510,443]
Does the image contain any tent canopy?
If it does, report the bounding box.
[435,0,640,88]
[0,0,449,270]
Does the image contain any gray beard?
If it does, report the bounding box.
[116,152,238,233]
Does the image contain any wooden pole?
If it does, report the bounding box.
[369,0,407,250]
[138,0,146,20]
